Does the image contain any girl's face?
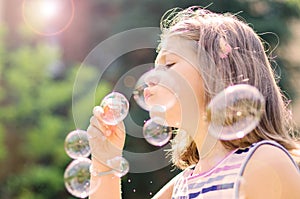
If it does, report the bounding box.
[145,37,207,137]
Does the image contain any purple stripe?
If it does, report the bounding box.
[188,173,236,190]
[189,182,235,198]
[188,163,241,180]
[188,149,239,178]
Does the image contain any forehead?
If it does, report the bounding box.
[155,36,199,65]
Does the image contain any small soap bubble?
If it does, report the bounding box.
[207,84,265,140]
[64,158,100,198]
[133,72,151,111]
[149,105,166,121]
[143,117,172,146]
[106,156,130,177]
[99,92,129,125]
[133,65,178,111]
[64,129,90,159]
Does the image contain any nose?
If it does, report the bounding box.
[144,72,160,87]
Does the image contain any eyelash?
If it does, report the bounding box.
[165,63,175,68]
[155,63,175,71]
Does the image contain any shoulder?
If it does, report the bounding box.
[242,143,300,199]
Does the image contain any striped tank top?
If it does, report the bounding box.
[171,140,299,199]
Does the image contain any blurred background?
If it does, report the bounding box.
[0,0,300,198]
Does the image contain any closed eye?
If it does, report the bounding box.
[155,63,175,71]
[155,63,174,71]
[165,63,175,68]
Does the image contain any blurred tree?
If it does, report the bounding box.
[0,24,72,198]
[0,26,7,163]
[0,24,111,198]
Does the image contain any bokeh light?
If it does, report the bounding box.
[22,0,74,36]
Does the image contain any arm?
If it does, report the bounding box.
[87,106,126,199]
[242,144,300,199]
[89,157,122,199]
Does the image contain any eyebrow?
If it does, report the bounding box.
[155,51,178,65]
[155,52,166,65]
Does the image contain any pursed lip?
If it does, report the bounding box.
[143,88,153,101]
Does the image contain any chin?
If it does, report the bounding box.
[149,102,182,128]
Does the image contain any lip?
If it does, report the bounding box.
[143,88,153,101]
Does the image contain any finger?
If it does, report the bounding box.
[90,115,101,127]
[93,106,104,120]
[87,124,103,139]
[93,106,123,132]
[90,116,112,137]
[113,122,126,140]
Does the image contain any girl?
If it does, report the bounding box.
[87,6,300,199]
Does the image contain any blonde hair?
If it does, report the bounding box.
[159,6,300,169]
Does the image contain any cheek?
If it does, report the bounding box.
[182,70,205,108]
[192,78,205,106]
[146,86,179,109]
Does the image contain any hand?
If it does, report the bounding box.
[87,106,126,165]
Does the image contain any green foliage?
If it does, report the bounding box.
[0,25,111,198]
[287,0,300,11]
[5,165,64,199]
[0,27,7,163]
[0,28,70,198]
[0,124,7,161]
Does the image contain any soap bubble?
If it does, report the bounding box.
[133,65,178,111]
[133,72,151,111]
[64,158,100,198]
[143,117,173,146]
[106,156,130,177]
[207,84,265,140]
[149,105,167,121]
[64,129,90,159]
[99,92,129,125]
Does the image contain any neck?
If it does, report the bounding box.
[194,135,230,174]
